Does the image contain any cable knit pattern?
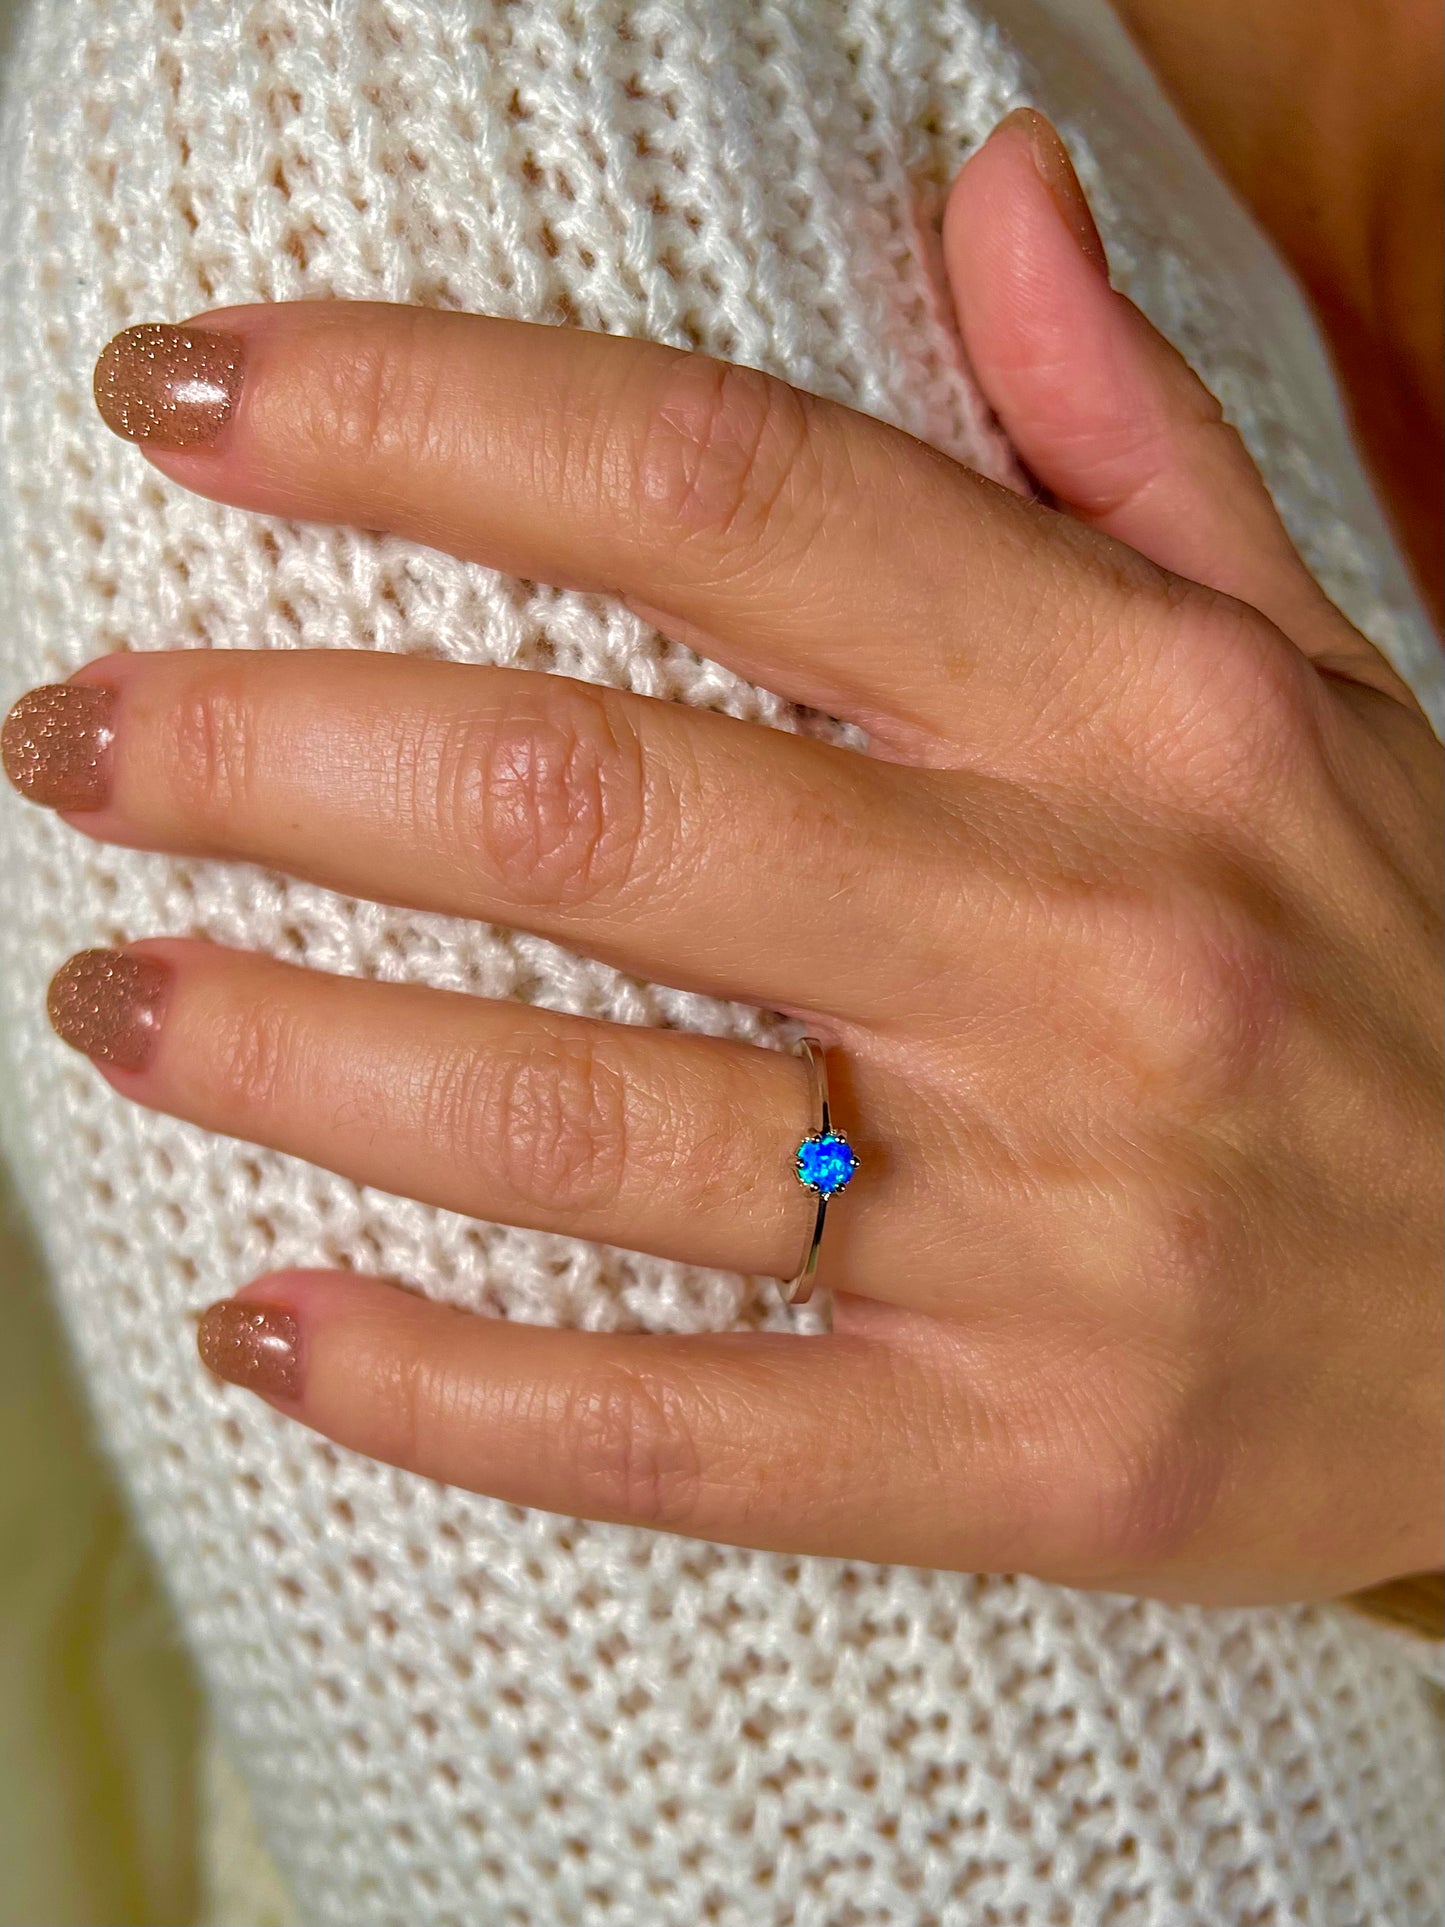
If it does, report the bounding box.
[1,4,1440,1924]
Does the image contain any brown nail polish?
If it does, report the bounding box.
[93,322,246,449]
[198,1301,301,1400]
[1002,107,1109,277]
[47,948,171,1071]
[2,683,116,810]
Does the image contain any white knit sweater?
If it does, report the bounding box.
[1,4,1440,1924]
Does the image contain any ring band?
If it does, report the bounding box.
[785,1035,859,1304]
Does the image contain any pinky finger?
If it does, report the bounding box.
[198,1272,1006,1568]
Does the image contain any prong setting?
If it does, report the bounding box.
[795,1130,858,1197]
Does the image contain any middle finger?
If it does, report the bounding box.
[11,648,963,1021]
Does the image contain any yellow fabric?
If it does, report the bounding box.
[0,8,213,1920]
[0,1158,201,1926]
[199,1743,299,1927]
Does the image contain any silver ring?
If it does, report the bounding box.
[784,1035,859,1304]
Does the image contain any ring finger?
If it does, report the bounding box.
[46,937,905,1288]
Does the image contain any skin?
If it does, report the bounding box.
[1112,0,1445,621]
[10,113,1444,1604]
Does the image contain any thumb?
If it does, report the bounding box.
[944,108,1363,663]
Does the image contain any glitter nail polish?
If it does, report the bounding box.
[93,322,247,448]
[1,682,116,810]
[47,948,171,1072]
[1001,107,1109,277]
[198,1301,302,1400]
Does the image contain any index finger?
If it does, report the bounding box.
[96,303,1182,771]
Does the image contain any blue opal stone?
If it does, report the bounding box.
[796,1132,858,1196]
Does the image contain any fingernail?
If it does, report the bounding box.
[2,683,116,810]
[47,948,171,1071]
[1001,107,1109,277]
[93,322,247,449]
[198,1301,302,1400]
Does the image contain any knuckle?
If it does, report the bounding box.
[1145,894,1288,1099]
[305,312,451,474]
[1088,1395,1228,1571]
[360,1328,486,1479]
[168,667,261,825]
[209,990,305,1123]
[1020,1336,1229,1574]
[445,679,669,911]
[1121,1174,1258,1386]
[1089,880,1289,1104]
[362,1335,428,1472]
[560,1366,707,1530]
[462,1030,631,1218]
[1146,591,1326,804]
[635,354,817,555]
[1126,1178,1235,1315]
[1057,1185,1243,1570]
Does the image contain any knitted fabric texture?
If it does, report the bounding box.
[1,4,1441,1925]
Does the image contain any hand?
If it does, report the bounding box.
[6,111,1440,1605]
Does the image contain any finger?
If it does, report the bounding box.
[194,1270,1037,1571]
[47,938,879,1284]
[944,109,1396,687]
[93,300,1197,769]
[15,648,954,1020]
